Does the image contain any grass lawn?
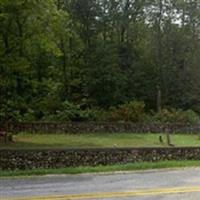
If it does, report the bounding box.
[0,133,200,149]
[1,160,200,177]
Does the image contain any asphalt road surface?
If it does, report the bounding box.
[1,168,200,200]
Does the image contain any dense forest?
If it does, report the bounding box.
[0,0,200,122]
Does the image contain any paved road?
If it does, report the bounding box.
[1,168,200,200]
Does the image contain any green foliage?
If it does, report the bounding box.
[42,101,100,122]
[183,110,200,124]
[108,101,146,122]
[152,109,200,124]
[85,43,127,107]
[0,0,200,123]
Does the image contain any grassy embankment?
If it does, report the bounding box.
[1,160,200,177]
[0,133,200,149]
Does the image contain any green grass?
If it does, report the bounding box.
[0,133,200,149]
[1,160,200,178]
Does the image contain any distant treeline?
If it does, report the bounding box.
[0,0,200,121]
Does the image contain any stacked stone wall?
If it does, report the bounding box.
[1,147,200,170]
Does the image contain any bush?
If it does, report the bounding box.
[3,97,200,124]
[182,110,200,124]
[42,101,102,122]
[152,108,200,124]
[108,101,146,122]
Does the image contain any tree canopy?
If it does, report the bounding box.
[0,0,200,121]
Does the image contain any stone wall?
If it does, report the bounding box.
[7,122,200,133]
[1,147,200,170]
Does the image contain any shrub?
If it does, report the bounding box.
[108,101,146,122]
[42,101,102,122]
[152,108,200,124]
[182,110,200,124]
